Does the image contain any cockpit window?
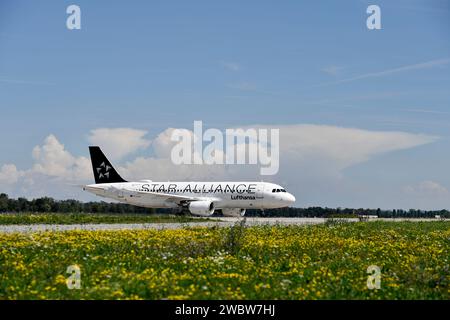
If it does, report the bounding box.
[272,189,276,193]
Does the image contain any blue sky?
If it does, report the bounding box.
[0,0,449,209]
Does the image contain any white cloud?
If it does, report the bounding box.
[88,128,151,160]
[121,127,227,181]
[1,134,91,186]
[404,181,449,197]
[271,124,436,171]
[0,164,22,184]
[119,124,436,183]
[0,135,92,199]
[152,128,189,158]
[120,157,229,182]
[31,135,85,178]
[313,58,450,88]
[0,125,440,207]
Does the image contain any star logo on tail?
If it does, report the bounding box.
[96,162,112,179]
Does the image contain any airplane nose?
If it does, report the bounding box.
[284,193,296,204]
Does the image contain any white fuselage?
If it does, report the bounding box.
[84,181,295,210]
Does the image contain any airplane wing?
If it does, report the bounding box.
[134,190,197,202]
[133,190,205,206]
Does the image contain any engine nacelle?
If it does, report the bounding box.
[222,208,246,217]
[188,200,215,216]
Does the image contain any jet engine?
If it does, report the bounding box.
[222,208,246,217]
[188,200,215,216]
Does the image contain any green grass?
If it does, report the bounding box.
[0,221,448,299]
[0,212,207,225]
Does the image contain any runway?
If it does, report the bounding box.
[0,217,441,233]
[0,217,325,233]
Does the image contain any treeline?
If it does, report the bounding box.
[0,193,448,218]
[245,207,450,218]
[0,193,156,214]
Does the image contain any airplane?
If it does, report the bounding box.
[83,146,296,217]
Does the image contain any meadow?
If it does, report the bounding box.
[0,221,448,299]
[0,213,206,225]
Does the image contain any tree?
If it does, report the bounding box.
[34,197,53,212]
[0,193,8,212]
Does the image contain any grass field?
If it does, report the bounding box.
[0,213,206,225]
[0,221,448,299]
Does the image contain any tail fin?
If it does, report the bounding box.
[88,146,127,184]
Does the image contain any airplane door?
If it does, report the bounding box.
[256,183,264,199]
[256,184,264,200]
[116,189,125,199]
